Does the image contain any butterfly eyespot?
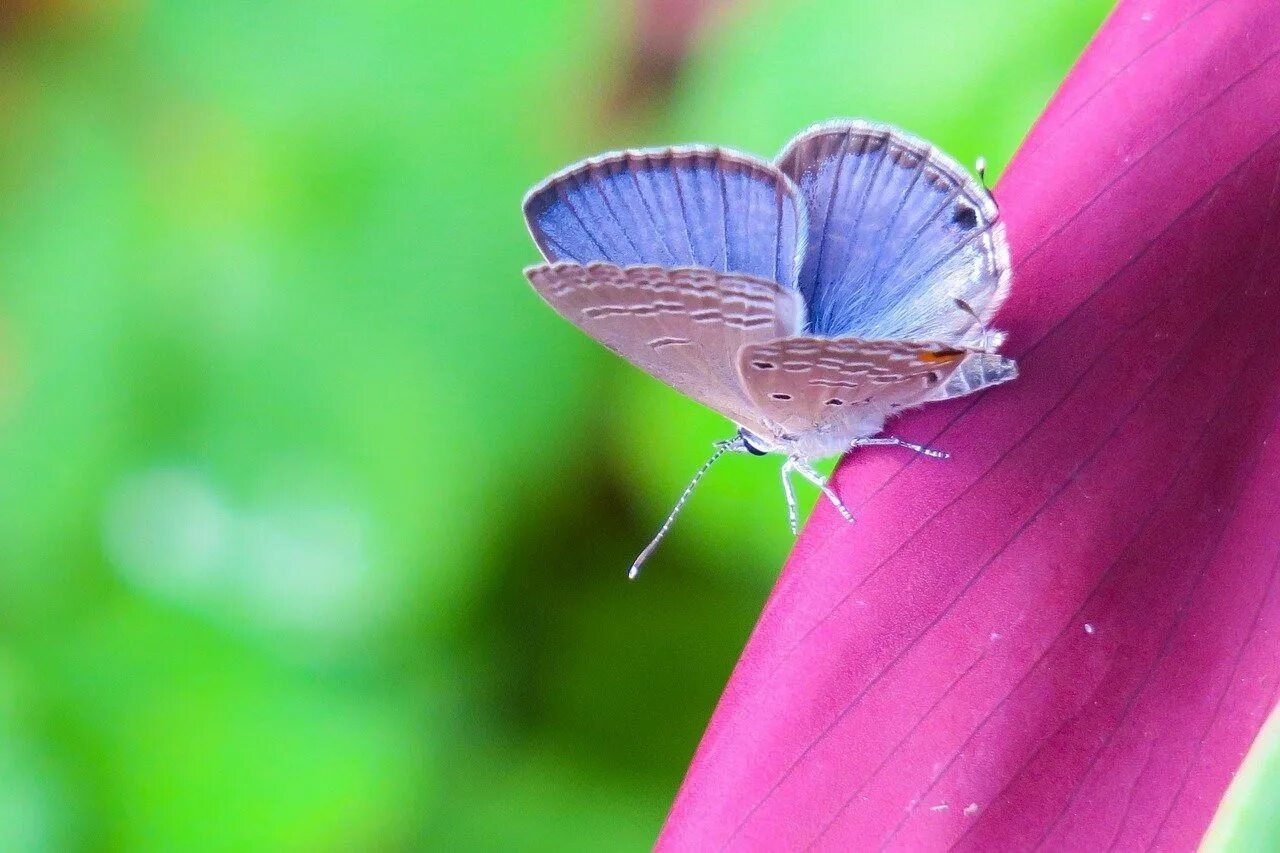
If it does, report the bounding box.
[952,203,979,230]
[752,361,776,370]
[770,393,792,401]
[825,398,844,406]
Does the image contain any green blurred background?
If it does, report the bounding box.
[0,0,1120,849]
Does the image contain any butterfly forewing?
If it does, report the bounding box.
[526,262,804,433]
[736,337,971,450]
[777,120,1009,344]
[523,148,806,288]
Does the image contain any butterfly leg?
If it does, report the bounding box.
[853,436,950,459]
[792,459,855,525]
[779,459,799,535]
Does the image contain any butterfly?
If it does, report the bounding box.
[522,119,1017,577]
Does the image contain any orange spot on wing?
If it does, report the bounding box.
[919,348,966,363]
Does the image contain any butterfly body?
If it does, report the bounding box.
[522,119,1017,573]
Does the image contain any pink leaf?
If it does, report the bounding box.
[658,0,1280,849]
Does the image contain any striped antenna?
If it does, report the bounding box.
[628,440,733,580]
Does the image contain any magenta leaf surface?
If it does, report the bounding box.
[658,0,1280,849]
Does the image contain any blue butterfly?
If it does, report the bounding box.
[522,120,1016,576]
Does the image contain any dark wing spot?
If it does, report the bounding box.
[952,203,979,230]
[825,398,844,406]
[926,371,941,384]
[770,393,792,401]
[752,361,776,370]
[888,147,921,169]
[923,168,949,190]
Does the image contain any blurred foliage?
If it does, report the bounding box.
[0,0,1112,849]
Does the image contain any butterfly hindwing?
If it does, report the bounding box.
[526,262,804,432]
[777,120,1010,343]
[928,351,1018,402]
[523,147,806,288]
[736,337,971,449]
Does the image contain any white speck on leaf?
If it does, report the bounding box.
[931,803,948,812]
[1085,623,1096,635]
[990,632,1001,641]
[965,803,980,816]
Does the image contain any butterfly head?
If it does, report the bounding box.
[722,427,829,458]
[728,419,885,462]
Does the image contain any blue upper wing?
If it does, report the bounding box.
[777,120,1010,343]
[523,147,806,289]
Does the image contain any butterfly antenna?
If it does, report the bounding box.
[628,441,731,580]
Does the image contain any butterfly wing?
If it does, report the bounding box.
[776,119,1010,343]
[523,147,806,288]
[927,351,1018,402]
[526,262,804,431]
[736,336,972,456]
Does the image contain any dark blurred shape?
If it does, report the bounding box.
[613,0,733,114]
[0,0,51,36]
